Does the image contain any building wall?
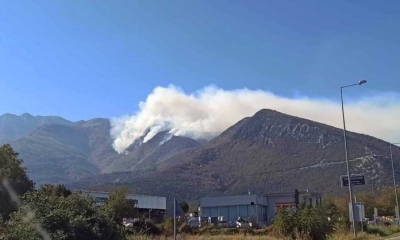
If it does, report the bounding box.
[200,195,268,223]
[132,195,166,210]
[80,191,166,210]
[200,192,321,226]
[201,204,267,222]
[200,194,268,207]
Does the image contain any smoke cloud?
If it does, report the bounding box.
[111,85,400,153]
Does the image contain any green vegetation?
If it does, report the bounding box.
[0,144,34,221]
[179,202,189,214]
[0,185,126,240]
[0,145,133,240]
[102,188,137,223]
[325,187,400,220]
[272,206,335,240]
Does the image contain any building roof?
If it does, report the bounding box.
[74,189,166,199]
[76,190,167,210]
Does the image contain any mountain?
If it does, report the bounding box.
[10,120,108,185]
[0,113,72,144]
[68,109,400,201]
[3,115,201,186]
[3,110,399,200]
[106,131,201,172]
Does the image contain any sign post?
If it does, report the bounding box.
[341,175,366,187]
[349,202,365,221]
[373,208,378,226]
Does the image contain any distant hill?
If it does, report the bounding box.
[11,120,106,185]
[68,109,400,201]
[0,113,72,144]
[2,114,201,186]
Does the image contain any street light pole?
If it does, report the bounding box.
[390,142,400,224]
[341,80,367,238]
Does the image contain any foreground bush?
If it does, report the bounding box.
[0,185,126,240]
[0,144,34,221]
[272,206,334,240]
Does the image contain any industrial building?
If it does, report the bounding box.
[79,190,167,222]
[199,190,322,227]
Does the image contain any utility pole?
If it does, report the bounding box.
[173,198,177,240]
[390,143,400,225]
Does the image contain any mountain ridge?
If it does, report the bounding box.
[0,113,72,144]
[1,115,202,185]
[2,110,399,202]
[67,109,400,201]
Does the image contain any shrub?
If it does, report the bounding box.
[179,223,193,234]
[161,218,174,235]
[127,219,161,235]
[272,206,334,240]
[1,190,126,240]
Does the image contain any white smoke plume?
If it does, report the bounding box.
[111,85,400,153]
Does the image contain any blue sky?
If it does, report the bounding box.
[1,0,400,121]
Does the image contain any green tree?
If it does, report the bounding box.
[38,184,72,197]
[179,202,189,214]
[102,188,136,224]
[0,144,34,220]
[0,185,126,240]
[375,187,397,217]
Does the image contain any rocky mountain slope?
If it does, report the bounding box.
[68,109,400,201]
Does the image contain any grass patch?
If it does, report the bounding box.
[128,235,276,240]
[127,225,400,240]
[366,225,400,237]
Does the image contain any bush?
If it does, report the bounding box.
[161,218,174,235]
[179,223,193,234]
[127,219,161,235]
[0,190,126,240]
[272,206,334,240]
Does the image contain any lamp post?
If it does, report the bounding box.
[390,142,400,224]
[341,80,367,238]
